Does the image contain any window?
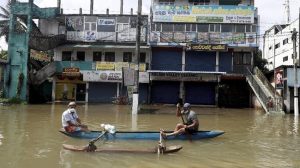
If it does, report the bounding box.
[283,56,288,62]
[246,25,251,32]
[77,51,85,61]
[234,52,251,65]
[236,25,245,33]
[275,43,280,49]
[105,52,115,62]
[140,53,146,63]
[62,51,72,61]
[159,0,175,5]
[209,24,220,32]
[283,38,289,45]
[189,0,210,5]
[197,24,209,32]
[174,24,185,32]
[162,23,173,32]
[123,52,132,62]
[221,24,234,32]
[155,23,162,32]
[93,52,102,61]
[252,25,256,32]
[186,24,197,32]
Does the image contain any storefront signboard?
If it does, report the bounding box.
[187,44,227,51]
[150,72,218,82]
[153,5,254,24]
[82,70,149,83]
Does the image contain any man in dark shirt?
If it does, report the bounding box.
[161,103,199,138]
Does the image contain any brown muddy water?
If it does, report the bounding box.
[0,104,299,168]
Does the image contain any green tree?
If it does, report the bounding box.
[254,49,268,74]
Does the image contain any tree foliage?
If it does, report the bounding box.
[254,49,268,74]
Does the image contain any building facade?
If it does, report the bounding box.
[148,0,258,106]
[46,14,150,103]
[263,18,300,113]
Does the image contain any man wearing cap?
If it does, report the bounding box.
[161,103,199,138]
[62,101,89,132]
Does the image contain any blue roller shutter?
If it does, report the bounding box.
[185,82,216,105]
[88,82,117,103]
[219,52,232,73]
[151,81,180,104]
[151,48,182,71]
[185,51,216,71]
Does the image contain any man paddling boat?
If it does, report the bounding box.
[62,101,89,132]
[161,103,199,139]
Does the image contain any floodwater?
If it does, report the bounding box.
[0,104,299,168]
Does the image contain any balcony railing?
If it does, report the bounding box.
[55,61,251,76]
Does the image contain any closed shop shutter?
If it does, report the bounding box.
[151,47,182,71]
[219,52,232,73]
[185,51,216,71]
[151,81,180,104]
[185,82,216,105]
[88,82,117,103]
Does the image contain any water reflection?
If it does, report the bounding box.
[0,132,3,146]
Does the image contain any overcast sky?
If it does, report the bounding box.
[0,0,300,50]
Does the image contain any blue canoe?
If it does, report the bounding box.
[59,129,225,140]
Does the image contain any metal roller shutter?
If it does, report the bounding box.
[151,81,180,104]
[185,82,216,105]
[88,82,117,103]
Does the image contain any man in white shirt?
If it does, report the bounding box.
[62,101,89,132]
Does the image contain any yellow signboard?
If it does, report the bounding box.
[96,62,115,70]
[115,62,129,71]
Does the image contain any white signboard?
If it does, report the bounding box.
[81,70,149,83]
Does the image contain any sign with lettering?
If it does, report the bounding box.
[150,72,218,82]
[81,70,149,83]
[153,5,254,24]
[62,67,81,77]
[96,62,115,70]
[187,44,228,51]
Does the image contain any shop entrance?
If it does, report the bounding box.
[76,84,86,101]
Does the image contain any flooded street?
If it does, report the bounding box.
[0,104,299,168]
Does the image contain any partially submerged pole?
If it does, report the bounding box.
[132,0,142,114]
[292,28,299,116]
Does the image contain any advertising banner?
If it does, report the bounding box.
[82,70,149,83]
[275,70,284,89]
[153,5,255,24]
[96,62,115,70]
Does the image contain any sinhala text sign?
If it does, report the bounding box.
[153,5,254,24]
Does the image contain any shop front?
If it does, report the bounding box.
[149,71,224,105]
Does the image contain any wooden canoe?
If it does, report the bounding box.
[59,129,225,140]
[62,144,182,154]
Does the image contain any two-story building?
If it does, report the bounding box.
[39,12,150,103]
[148,0,258,107]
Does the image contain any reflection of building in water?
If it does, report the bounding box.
[0,133,3,146]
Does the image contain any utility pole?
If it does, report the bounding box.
[90,0,94,14]
[132,0,142,114]
[120,0,123,15]
[292,28,299,116]
[284,0,291,23]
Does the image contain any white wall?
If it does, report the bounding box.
[263,19,299,70]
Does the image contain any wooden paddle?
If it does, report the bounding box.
[85,131,107,152]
